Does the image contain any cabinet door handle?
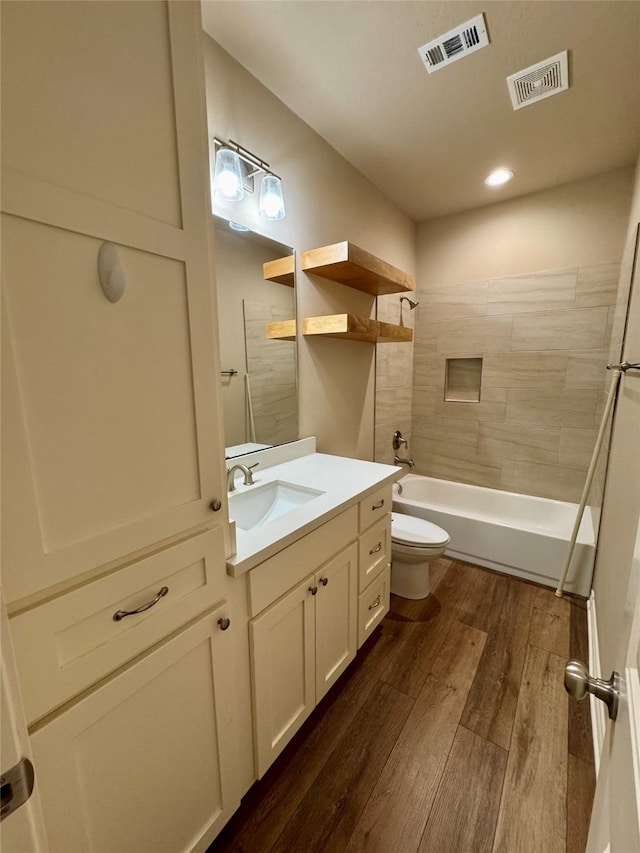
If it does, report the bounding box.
[372,499,385,510]
[369,541,383,555]
[218,617,231,631]
[319,577,329,587]
[309,586,318,596]
[368,595,381,611]
[113,586,169,622]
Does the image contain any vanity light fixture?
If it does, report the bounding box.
[484,168,514,187]
[212,138,286,221]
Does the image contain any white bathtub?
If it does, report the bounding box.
[393,473,596,597]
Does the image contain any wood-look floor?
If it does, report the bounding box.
[208,558,595,853]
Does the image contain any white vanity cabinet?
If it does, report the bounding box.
[246,479,394,779]
[30,604,238,853]
[357,485,392,645]
[247,509,359,777]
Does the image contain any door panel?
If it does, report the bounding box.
[0,0,182,227]
[0,0,226,605]
[250,576,316,777]
[315,543,358,702]
[30,606,237,853]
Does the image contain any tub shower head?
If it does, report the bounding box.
[400,296,419,310]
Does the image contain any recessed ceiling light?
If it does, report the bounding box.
[485,168,514,187]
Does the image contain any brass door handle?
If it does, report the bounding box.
[368,595,381,611]
[369,542,383,555]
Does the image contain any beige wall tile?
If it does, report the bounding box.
[483,352,568,389]
[575,262,621,308]
[505,389,598,428]
[413,352,447,387]
[413,416,479,447]
[417,280,488,322]
[376,386,412,423]
[511,307,608,351]
[559,428,598,469]
[501,460,586,502]
[478,422,561,464]
[411,321,439,352]
[435,315,513,353]
[412,385,442,421]
[430,454,502,489]
[487,271,577,316]
[565,349,609,389]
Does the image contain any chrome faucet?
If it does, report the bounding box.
[394,455,415,469]
[227,462,259,492]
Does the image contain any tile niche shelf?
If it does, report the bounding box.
[301,241,414,296]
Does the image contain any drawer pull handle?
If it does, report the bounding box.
[368,595,381,611]
[319,577,329,587]
[372,499,385,510]
[113,586,169,622]
[369,541,383,555]
[218,617,231,631]
[309,586,318,596]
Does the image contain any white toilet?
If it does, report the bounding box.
[390,512,451,600]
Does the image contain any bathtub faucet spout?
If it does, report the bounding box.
[394,455,415,469]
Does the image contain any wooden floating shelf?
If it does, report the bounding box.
[377,321,413,343]
[302,314,412,344]
[265,320,296,341]
[263,255,295,287]
[301,241,414,296]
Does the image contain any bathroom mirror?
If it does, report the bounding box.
[212,215,298,459]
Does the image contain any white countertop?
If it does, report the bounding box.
[226,452,402,577]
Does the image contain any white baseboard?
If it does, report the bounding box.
[588,590,607,776]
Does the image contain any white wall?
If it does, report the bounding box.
[203,35,415,460]
[416,168,633,287]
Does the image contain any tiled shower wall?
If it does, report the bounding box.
[374,294,415,465]
[410,262,621,502]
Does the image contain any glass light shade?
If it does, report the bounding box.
[213,148,244,201]
[259,175,286,221]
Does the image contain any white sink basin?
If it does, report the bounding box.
[229,480,325,531]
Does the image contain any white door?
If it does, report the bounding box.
[587,511,640,852]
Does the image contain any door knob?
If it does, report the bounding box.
[564,659,620,721]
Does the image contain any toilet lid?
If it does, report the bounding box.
[391,512,450,547]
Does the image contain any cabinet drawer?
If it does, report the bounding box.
[358,515,390,593]
[247,507,358,617]
[10,526,227,723]
[357,565,390,647]
[358,484,392,532]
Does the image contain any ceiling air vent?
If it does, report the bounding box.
[418,13,489,74]
[506,51,569,110]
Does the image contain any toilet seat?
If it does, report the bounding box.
[391,512,450,549]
